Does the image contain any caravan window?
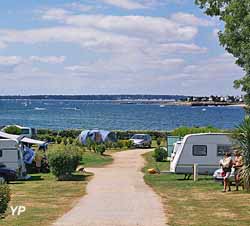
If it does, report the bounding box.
[0,150,2,157]
[217,145,233,156]
[192,145,207,156]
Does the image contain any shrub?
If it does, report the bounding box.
[3,125,22,135]
[86,137,92,150]
[68,137,74,144]
[0,184,11,217]
[154,147,168,162]
[96,144,106,155]
[56,136,62,144]
[91,142,97,152]
[63,137,68,145]
[58,129,81,138]
[125,140,133,149]
[156,137,162,146]
[37,128,58,136]
[47,145,83,180]
[116,140,125,149]
[105,141,113,149]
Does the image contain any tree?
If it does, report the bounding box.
[195,0,250,108]
[233,116,250,191]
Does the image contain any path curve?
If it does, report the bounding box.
[53,149,167,226]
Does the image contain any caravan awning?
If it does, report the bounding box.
[0,131,19,140]
[21,137,45,145]
[0,131,45,145]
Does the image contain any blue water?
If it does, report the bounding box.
[0,99,245,130]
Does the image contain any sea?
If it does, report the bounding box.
[0,99,245,131]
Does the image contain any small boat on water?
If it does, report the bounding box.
[34,107,46,111]
[63,107,80,111]
[202,108,206,112]
[160,105,165,108]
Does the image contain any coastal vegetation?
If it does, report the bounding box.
[143,151,250,226]
[36,127,223,145]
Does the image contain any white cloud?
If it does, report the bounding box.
[66,3,95,12]
[38,13,198,42]
[182,53,242,80]
[41,8,71,21]
[213,28,220,38]
[145,43,207,56]
[98,0,145,9]
[0,56,24,73]
[30,56,66,64]
[0,56,23,65]
[0,41,7,48]
[170,12,215,27]
[97,0,188,10]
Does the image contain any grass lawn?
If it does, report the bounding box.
[0,151,113,226]
[143,151,250,226]
[80,151,113,167]
[0,173,91,226]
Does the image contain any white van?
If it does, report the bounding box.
[170,133,233,175]
[0,139,27,178]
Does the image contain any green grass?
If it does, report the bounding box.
[143,151,250,226]
[0,173,91,226]
[80,151,113,167]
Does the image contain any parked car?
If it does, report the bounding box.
[129,134,152,148]
[213,168,235,182]
[0,164,17,183]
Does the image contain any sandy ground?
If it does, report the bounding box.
[53,149,167,226]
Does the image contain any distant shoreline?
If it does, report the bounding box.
[113,100,245,107]
[0,97,245,107]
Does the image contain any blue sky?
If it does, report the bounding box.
[0,0,243,95]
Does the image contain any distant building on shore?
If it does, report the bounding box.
[184,95,244,104]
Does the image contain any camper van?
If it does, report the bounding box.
[0,139,27,178]
[170,133,233,175]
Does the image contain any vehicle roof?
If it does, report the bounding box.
[183,133,230,138]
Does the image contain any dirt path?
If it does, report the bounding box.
[53,149,167,226]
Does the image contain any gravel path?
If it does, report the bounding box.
[53,149,167,226]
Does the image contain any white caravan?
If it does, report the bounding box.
[170,133,233,175]
[0,139,27,178]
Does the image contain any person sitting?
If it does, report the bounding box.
[233,150,244,191]
[220,152,233,192]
